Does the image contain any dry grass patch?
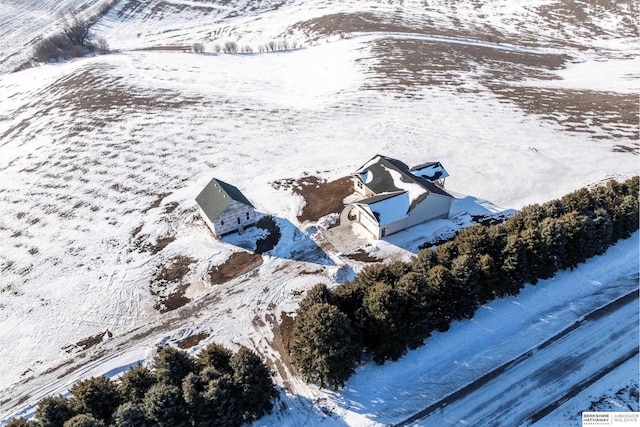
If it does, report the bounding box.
[273,175,353,222]
[209,251,263,285]
[177,331,210,349]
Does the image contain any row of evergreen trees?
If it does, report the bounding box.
[8,344,278,427]
[290,177,639,389]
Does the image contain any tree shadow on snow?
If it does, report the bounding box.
[222,215,335,266]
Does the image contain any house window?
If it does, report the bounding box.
[246,212,250,220]
[221,220,225,226]
[237,217,241,224]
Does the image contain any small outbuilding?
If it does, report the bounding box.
[196,178,257,237]
[351,154,453,238]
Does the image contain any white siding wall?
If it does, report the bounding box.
[200,201,257,237]
[356,206,381,238]
[406,194,451,227]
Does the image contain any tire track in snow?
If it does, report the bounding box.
[393,288,639,427]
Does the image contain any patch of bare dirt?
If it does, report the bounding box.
[177,331,210,349]
[157,283,191,313]
[273,175,353,222]
[266,312,296,390]
[345,249,381,263]
[255,216,281,254]
[155,255,195,282]
[209,251,263,285]
[152,256,196,312]
[63,330,113,353]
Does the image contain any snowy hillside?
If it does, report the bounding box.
[0,0,638,425]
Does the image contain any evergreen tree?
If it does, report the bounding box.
[435,241,459,268]
[69,376,121,423]
[35,395,74,427]
[332,280,366,328]
[62,414,104,427]
[360,281,409,363]
[196,343,233,375]
[561,212,595,268]
[290,303,359,389]
[450,254,480,319]
[396,272,432,348]
[496,236,528,297]
[143,383,189,427]
[153,347,196,387]
[539,217,567,274]
[561,188,595,214]
[118,364,156,403]
[519,227,548,282]
[592,208,613,255]
[456,225,491,257]
[297,283,335,313]
[5,418,38,426]
[477,254,499,304]
[425,265,455,331]
[111,402,151,427]
[200,375,242,427]
[505,204,545,234]
[230,347,278,421]
[611,195,639,240]
[410,248,437,274]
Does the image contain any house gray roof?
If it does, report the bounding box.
[195,178,254,222]
[353,154,452,199]
[410,161,449,181]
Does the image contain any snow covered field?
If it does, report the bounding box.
[0,0,638,425]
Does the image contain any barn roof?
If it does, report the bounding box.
[195,178,254,222]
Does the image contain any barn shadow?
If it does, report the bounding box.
[222,215,335,266]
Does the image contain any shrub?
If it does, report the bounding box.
[62,414,104,427]
[111,402,151,427]
[230,347,278,421]
[69,376,121,422]
[291,303,359,389]
[118,364,156,403]
[35,395,74,427]
[5,418,38,426]
[153,347,196,386]
[192,42,204,53]
[143,383,189,427]
[223,41,238,54]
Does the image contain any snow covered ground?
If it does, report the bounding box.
[0,0,638,425]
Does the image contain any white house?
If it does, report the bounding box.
[351,155,453,238]
[196,178,257,237]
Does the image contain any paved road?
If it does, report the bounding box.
[395,290,639,426]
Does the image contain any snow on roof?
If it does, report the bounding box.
[353,154,452,202]
[385,166,428,207]
[356,191,409,226]
[410,161,449,181]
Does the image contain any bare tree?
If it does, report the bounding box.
[60,10,90,47]
[192,42,204,53]
[223,41,237,54]
[96,38,110,54]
